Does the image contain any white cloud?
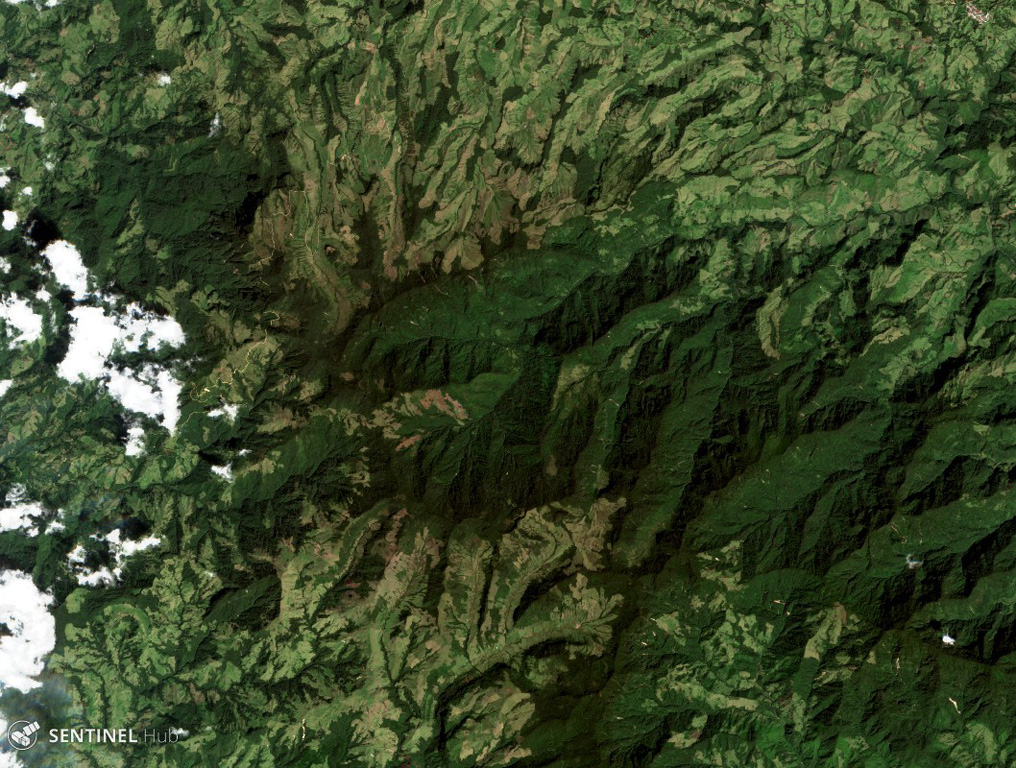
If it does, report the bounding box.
[124,307,186,348]
[76,568,116,587]
[211,463,233,482]
[208,403,239,421]
[57,306,115,379]
[58,303,184,376]
[66,544,87,565]
[0,570,55,693]
[0,486,42,535]
[2,211,17,230]
[3,486,27,503]
[0,507,40,534]
[0,297,42,344]
[107,529,160,558]
[106,370,165,416]
[125,426,145,456]
[1,81,27,98]
[42,240,89,296]
[37,241,187,434]
[0,505,41,535]
[19,186,31,196]
[71,530,161,588]
[23,108,44,128]
[58,304,185,431]
[156,73,171,86]
[0,173,8,189]
[0,380,11,398]
[157,372,183,433]
[106,367,181,432]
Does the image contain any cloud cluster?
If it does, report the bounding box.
[0,486,44,535]
[0,570,55,693]
[40,241,187,432]
[0,298,42,345]
[68,529,162,588]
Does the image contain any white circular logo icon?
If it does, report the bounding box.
[7,720,40,750]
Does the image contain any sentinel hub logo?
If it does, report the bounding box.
[7,721,40,750]
[5,721,184,751]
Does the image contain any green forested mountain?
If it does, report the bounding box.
[2,0,1016,766]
